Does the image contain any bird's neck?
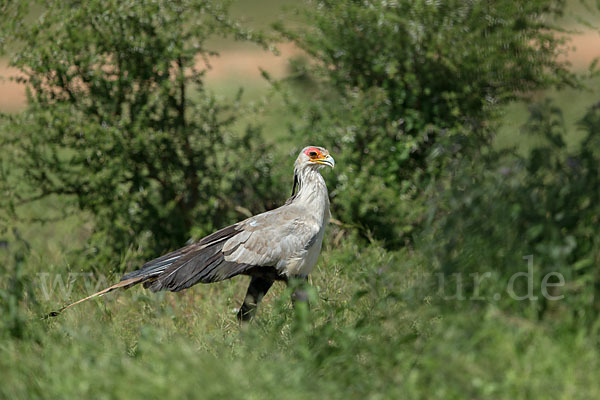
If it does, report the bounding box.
[291,167,330,223]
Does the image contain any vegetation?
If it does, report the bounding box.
[425,99,600,325]
[1,0,600,398]
[275,0,577,246]
[0,0,284,264]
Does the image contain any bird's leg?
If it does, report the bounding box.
[289,276,310,308]
[237,276,273,322]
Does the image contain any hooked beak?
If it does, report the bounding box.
[313,154,335,168]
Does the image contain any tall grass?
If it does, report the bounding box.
[2,226,600,399]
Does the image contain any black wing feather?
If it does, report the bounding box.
[121,223,255,292]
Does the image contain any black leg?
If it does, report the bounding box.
[289,276,310,308]
[237,276,274,322]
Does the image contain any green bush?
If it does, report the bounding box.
[0,0,284,266]
[425,99,600,326]
[277,0,576,246]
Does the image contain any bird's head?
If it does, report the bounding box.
[296,146,335,170]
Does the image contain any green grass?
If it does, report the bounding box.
[495,76,600,154]
[2,231,600,399]
[557,0,600,30]
[493,0,600,153]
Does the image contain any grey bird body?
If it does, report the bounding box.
[48,146,334,321]
[225,159,331,279]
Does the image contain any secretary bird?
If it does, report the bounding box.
[48,146,334,321]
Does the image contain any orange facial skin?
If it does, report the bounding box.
[304,147,324,159]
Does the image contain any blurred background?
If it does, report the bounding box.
[1,0,600,398]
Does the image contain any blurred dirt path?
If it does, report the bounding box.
[0,66,26,112]
[565,30,600,69]
[0,43,301,112]
[1,32,598,113]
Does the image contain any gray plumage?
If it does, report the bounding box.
[48,146,334,321]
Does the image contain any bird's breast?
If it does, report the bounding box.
[278,211,327,278]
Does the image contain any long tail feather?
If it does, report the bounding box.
[44,276,144,318]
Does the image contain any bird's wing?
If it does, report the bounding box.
[221,207,320,269]
[119,223,240,284]
[137,206,320,292]
[48,224,244,317]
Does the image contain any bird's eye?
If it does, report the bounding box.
[309,151,318,157]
